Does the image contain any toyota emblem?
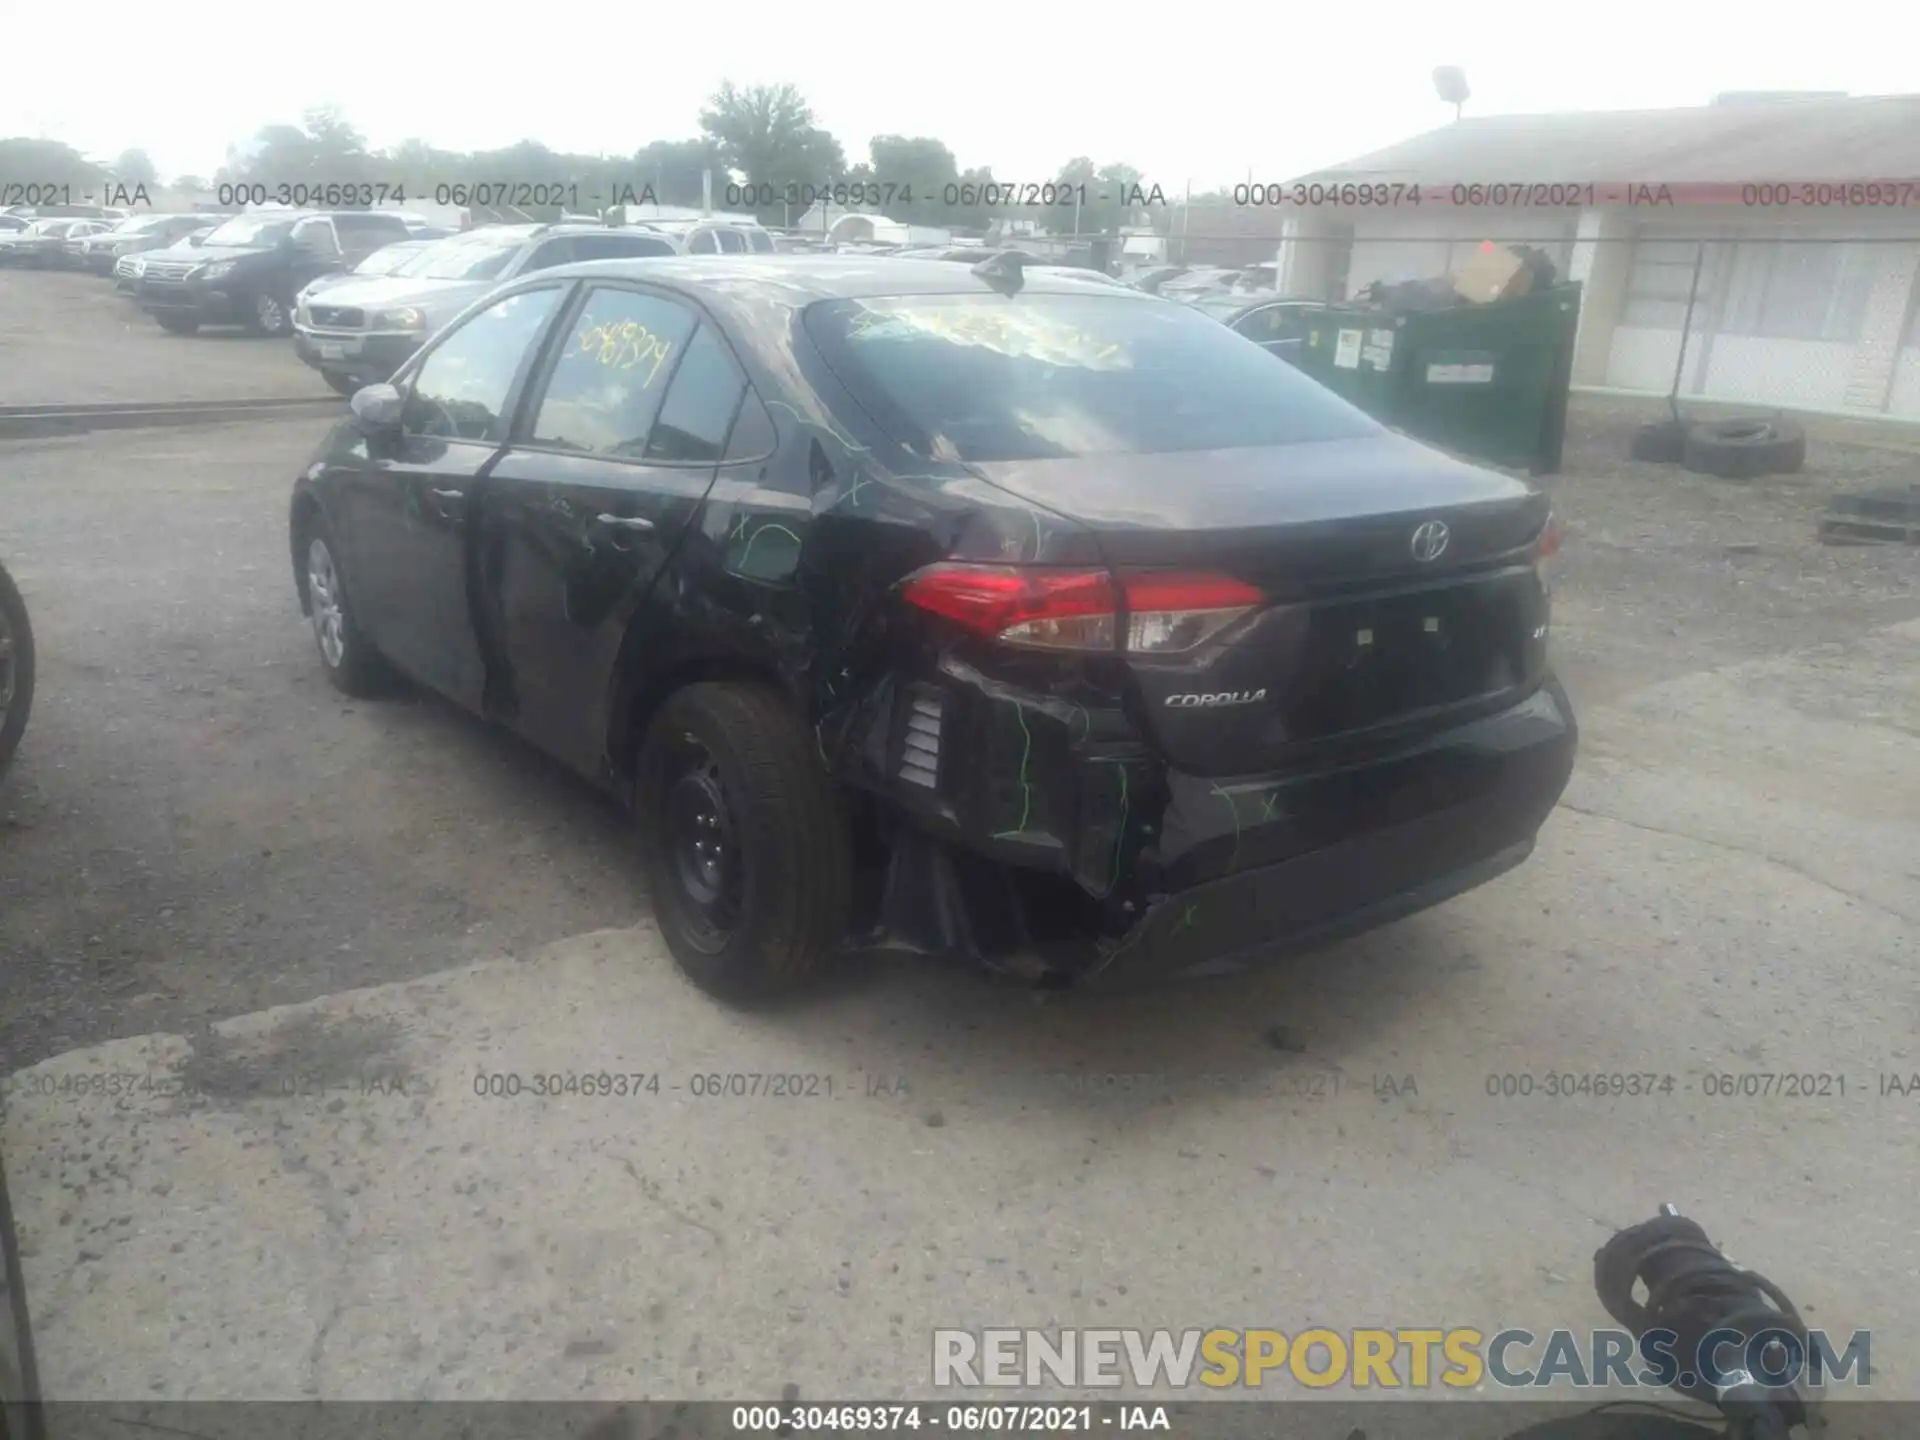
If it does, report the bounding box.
[1410,519,1450,563]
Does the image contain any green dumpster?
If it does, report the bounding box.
[1292,282,1583,475]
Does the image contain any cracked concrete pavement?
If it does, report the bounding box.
[6,617,1917,1404]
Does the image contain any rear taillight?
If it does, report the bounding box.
[1535,513,1563,562]
[1533,513,1561,593]
[899,564,1262,654]
[1532,514,1562,620]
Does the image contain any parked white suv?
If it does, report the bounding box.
[636,218,776,255]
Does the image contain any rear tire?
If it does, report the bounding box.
[154,314,199,335]
[1629,418,1686,463]
[0,561,35,779]
[300,519,390,697]
[634,682,852,1001]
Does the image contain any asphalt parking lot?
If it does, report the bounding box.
[0,268,327,406]
[2,270,1918,1411]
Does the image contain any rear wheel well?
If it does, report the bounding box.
[621,658,799,779]
[290,493,321,612]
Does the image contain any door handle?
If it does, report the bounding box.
[431,487,465,500]
[596,514,655,532]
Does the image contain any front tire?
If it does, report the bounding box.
[635,683,852,1001]
[0,561,35,778]
[301,523,388,697]
[323,372,360,398]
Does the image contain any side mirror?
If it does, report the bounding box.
[348,383,405,431]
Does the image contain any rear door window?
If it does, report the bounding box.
[527,287,699,457]
[745,229,775,254]
[803,292,1380,461]
[716,228,748,254]
[687,228,721,254]
[644,325,746,463]
[334,213,410,250]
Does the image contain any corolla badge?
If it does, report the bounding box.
[1410,519,1451,562]
[1165,689,1267,708]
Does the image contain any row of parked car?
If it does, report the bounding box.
[7,203,1328,398]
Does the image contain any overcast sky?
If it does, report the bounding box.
[3,2,1911,187]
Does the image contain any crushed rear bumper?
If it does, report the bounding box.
[857,667,1576,983]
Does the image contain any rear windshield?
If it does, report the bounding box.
[399,232,527,280]
[804,292,1379,462]
[335,213,411,243]
[355,243,423,275]
[201,215,295,247]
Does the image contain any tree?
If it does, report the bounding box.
[302,105,368,169]
[113,148,158,185]
[867,135,959,225]
[1035,157,1148,236]
[947,165,997,233]
[700,82,845,222]
[634,138,724,209]
[0,138,103,192]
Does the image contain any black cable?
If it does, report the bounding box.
[1593,1214,1808,1436]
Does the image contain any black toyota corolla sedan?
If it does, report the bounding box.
[289,254,1576,1000]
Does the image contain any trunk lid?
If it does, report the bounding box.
[967,433,1553,774]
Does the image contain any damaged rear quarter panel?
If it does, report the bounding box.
[603,283,1164,909]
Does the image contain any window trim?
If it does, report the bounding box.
[391,280,577,447]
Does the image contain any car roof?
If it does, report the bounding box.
[444,222,657,243]
[239,210,406,223]
[530,254,1160,306]
[642,217,766,230]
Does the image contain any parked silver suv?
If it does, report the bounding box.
[291,222,682,395]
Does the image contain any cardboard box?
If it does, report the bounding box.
[1450,244,1534,305]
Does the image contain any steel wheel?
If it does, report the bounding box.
[306,537,347,668]
[659,736,746,954]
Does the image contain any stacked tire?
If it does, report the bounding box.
[1630,416,1806,479]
